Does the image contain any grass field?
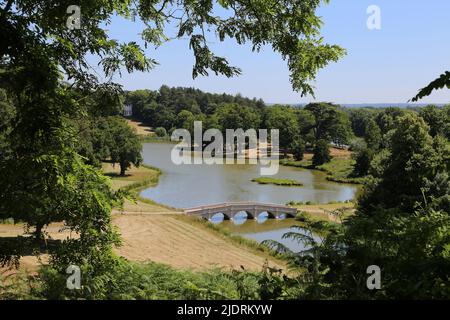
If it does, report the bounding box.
[125,118,154,136]
[281,156,365,184]
[113,214,285,271]
[125,118,175,143]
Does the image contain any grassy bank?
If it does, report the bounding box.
[125,118,175,144]
[251,177,303,186]
[287,201,355,224]
[281,157,365,184]
[139,135,176,143]
[102,162,177,211]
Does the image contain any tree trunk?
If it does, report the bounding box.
[34,223,43,245]
[120,162,126,176]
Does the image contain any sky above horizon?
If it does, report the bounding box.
[100,0,450,104]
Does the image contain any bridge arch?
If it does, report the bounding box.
[232,210,254,220]
[256,211,275,220]
[208,212,230,223]
[231,211,253,225]
[185,202,297,222]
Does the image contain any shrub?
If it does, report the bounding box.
[154,127,167,137]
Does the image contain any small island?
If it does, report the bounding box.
[251,177,303,187]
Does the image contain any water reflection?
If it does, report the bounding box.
[232,211,248,225]
[208,214,311,252]
[256,212,269,224]
[209,213,226,224]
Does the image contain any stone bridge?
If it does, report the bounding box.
[184,202,297,220]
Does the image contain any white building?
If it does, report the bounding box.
[123,105,132,117]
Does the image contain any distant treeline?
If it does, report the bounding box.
[125,86,450,170]
[124,85,265,130]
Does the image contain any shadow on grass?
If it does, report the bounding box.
[0,236,62,268]
[103,172,131,178]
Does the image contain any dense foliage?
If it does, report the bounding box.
[265,112,450,299]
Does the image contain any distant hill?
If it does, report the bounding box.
[268,103,447,108]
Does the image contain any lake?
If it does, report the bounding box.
[140,142,358,252]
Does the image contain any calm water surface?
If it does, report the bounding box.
[140,142,358,252]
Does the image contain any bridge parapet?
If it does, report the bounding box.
[184,202,297,220]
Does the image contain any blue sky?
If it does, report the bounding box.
[101,0,450,104]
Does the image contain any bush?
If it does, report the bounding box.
[154,127,167,137]
[35,260,290,300]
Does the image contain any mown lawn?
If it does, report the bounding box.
[280,157,365,184]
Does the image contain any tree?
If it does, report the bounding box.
[264,106,299,156]
[348,108,378,138]
[303,103,351,162]
[296,109,316,146]
[215,104,261,132]
[125,90,156,124]
[175,109,205,134]
[352,143,373,177]
[419,105,446,137]
[125,86,271,135]
[359,113,440,213]
[375,107,406,135]
[290,136,306,161]
[328,116,450,298]
[444,104,450,140]
[312,139,331,166]
[332,112,353,147]
[304,103,351,143]
[364,118,382,150]
[350,118,381,178]
[0,88,14,161]
[106,117,143,176]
